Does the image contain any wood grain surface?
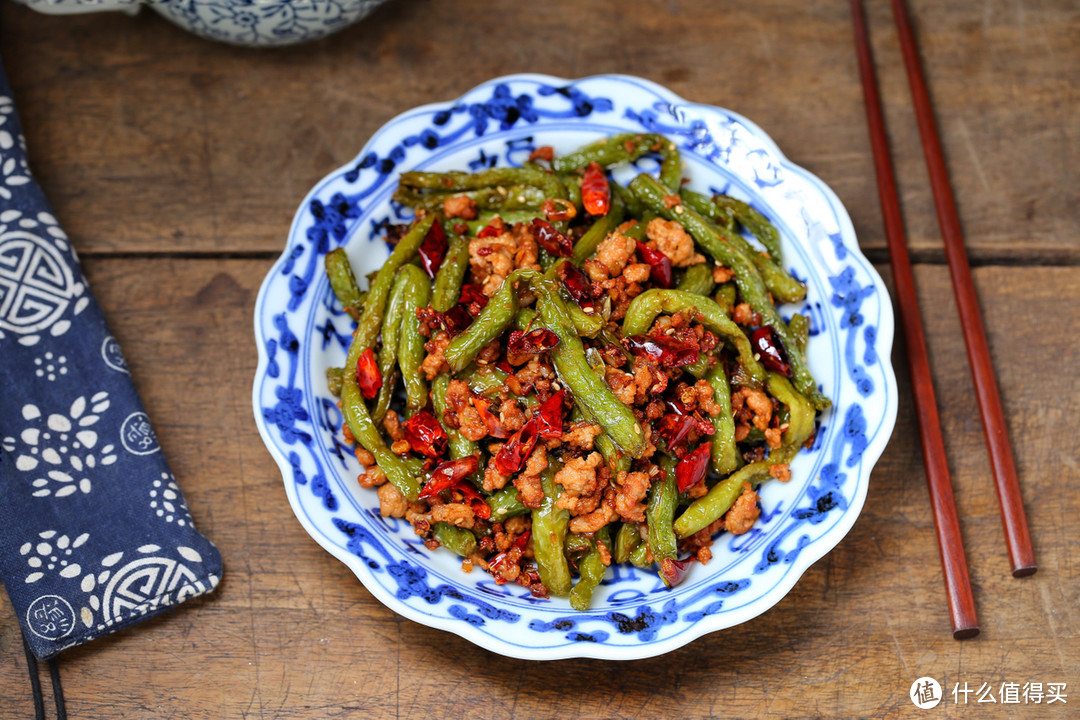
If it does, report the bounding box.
[0,0,1077,718]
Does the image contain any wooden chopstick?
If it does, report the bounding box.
[849,0,979,639]
[890,0,1037,578]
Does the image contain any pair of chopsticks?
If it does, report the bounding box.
[849,0,1037,639]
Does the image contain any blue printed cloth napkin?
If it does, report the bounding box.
[0,54,222,659]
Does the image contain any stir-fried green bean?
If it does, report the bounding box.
[571,194,626,263]
[432,523,477,557]
[613,522,642,564]
[569,525,610,611]
[673,461,769,538]
[393,184,546,213]
[535,277,646,458]
[325,247,364,319]
[399,166,567,204]
[646,462,679,575]
[705,362,738,475]
[788,312,810,357]
[629,174,829,409]
[623,288,766,386]
[340,376,420,501]
[487,485,529,520]
[325,367,344,397]
[432,234,470,313]
[396,265,432,417]
[371,269,412,423]
[532,469,572,596]
[676,262,715,296]
[444,269,526,373]
[713,194,784,262]
[553,133,682,192]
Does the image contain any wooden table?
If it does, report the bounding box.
[1,1,1076,717]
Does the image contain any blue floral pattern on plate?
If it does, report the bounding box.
[252,74,898,660]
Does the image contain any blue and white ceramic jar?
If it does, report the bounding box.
[14,0,390,46]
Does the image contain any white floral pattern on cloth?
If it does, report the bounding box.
[2,393,117,497]
[0,203,88,347]
[150,472,194,527]
[32,350,68,381]
[19,528,218,634]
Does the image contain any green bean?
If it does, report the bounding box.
[465,210,546,233]
[534,277,646,458]
[613,522,642,564]
[393,184,546,212]
[399,166,566,203]
[560,172,583,211]
[532,469,572,596]
[767,373,816,451]
[611,181,644,218]
[432,234,470,313]
[676,263,715,296]
[396,265,432,417]
[324,248,364,320]
[431,374,477,460]
[571,407,631,475]
[462,363,508,398]
[646,461,679,574]
[444,269,527,373]
[571,194,626,264]
[714,194,784,262]
[680,190,804,304]
[569,526,610,611]
[371,269,412,423]
[553,133,682,192]
[630,174,829,409]
[349,215,435,355]
[628,541,652,569]
[714,283,737,314]
[705,363,738,475]
[673,460,770,538]
[326,367,344,397]
[679,188,735,231]
[432,523,477,557]
[622,288,765,386]
[341,376,420,501]
[487,485,529,520]
[595,431,632,475]
[788,312,810,358]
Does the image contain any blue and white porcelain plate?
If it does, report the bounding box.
[253,74,897,661]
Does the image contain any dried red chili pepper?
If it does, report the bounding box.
[581,162,611,216]
[557,260,592,302]
[541,198,577,223]
[657,400,696,450]
[513,529,531,549]
[459,284,489,316]
[401,411,448,458]
[453,483,491,519]
[418,220,448,278]
[529,218,573,257]
[528,146,554,163]
[494,418,540,475]
[418,456,480,500]
[534,389,567,439]
[416,305,472,338]
[659,556,695,588]
[477,217,505,239]
[622,334,698,367]
[496,360,514,374]
[675,442,710,493]
[635,241,673,288]
[355,347,382,400]
[751,326,792,377]
[473,396,511,439]
[507,327,561,357]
